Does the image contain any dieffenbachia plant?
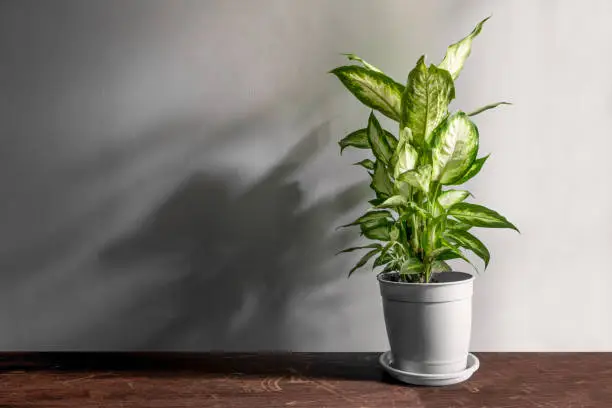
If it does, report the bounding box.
[333,17,518,283]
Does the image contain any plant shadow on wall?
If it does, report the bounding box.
[99,122,368,351]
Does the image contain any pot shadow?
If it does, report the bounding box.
[96,122,369,352]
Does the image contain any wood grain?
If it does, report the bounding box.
[0,353,610,407]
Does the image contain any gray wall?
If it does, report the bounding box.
[0,0,610,351]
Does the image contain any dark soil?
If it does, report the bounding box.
[379,272,440,283]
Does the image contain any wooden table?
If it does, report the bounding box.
[0,353,610,407]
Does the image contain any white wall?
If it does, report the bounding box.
[462,0,612,351]
[0,0,610,351]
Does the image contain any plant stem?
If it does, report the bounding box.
[409,189,420,257]
[422,182,441,283]
[424,259,433,283]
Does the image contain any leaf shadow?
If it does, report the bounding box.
[96,122,369,351]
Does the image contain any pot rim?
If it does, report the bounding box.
[376,271,474,286]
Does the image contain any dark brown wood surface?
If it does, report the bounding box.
[0,353,610,407]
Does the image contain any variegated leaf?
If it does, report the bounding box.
[431,112,479,185]
[401,257,424,275]
[384,130,399,152]
[437,189,472,209]
[431,260,452,272]
[339,129,369,153]
[337,243,382,255]
[377,195,409,209]
[367,112,394,165]
[446,218,473,231]
[370,160,393,197]
[399,126,413,144]
[331,65,404,121]
[360,217,391,241]
[373,244,394,267]
[382,260,401,273]
[353,159,375,171]
[397,164,432,194]
[393,140,419,179]
[454,154,489,185]
[389,225,400,242]
[349,248,381,276]
[438,17,489,80]
[429,246,461,261]
[338,210,391,229]
[449,203,519,231]
[441,239,478,272]
[445,229,490,268]
[368,197,386,206]
[401,56,455,147]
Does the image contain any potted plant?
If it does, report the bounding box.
[331,17,518,386]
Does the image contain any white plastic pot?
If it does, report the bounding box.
[377,271,474,375]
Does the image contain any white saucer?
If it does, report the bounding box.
[379,351,480,386]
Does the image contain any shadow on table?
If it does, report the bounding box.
[0,352,402,383]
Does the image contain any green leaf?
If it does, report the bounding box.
[377,195,408,209]
[431,260,452,272]
[393,139,419,179]
[337,243,382,255]
[445,229,490,268]
[339,129,369,153]
[428,247,447,259]
[343,53,383,73]
[374,241,394,264]
[381,240,396,257]
[446,218,473,231]
[368,197,386,206]
[438,16,490,80]
[437,189,472,209]
[349,248,381,276]
[397,202,430,219]
[338,210,391,229]
[449,203,519,231]
[431,112,479,185]
[370,160,393,197]
[353,159,375,170]
[468,102,512,117]
[399,126,413,144]
[367,112,394,165]
[441,239,478,272]
[401,56,455,147]
[346,211,393,241]
[429,247,461,261]
[397,164,432,194]
[374,252,394,268]
[373,255,392,268]
[401,257,424,275]
[330,65,404,121]
[389,225,400,241]
[361,218,391,240]
[382,261,400,273]
[384,130,399,152]
[454,154,489,185]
